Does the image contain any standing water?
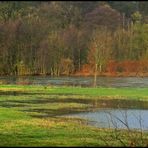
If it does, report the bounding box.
[65,109,148,131]
[1,76,148,130]
[0,76,148,87]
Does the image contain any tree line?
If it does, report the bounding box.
[0,1,148,76]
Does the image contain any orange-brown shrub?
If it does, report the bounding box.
[106,60,118,74]
[120,60,139,73]
[81,64,92,73]
[139,60,148,72]
[106,60,148,74]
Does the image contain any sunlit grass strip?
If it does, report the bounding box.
[0,113,147,147]
[0,84,148,101]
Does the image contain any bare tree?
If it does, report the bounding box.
[88,27,112,87]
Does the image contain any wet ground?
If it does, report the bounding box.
[0,76,148,130]
[0,90,148,118]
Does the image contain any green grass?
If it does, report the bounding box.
[0,84,148,146]
[0,84,148,100]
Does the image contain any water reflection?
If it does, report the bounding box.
[0,76,148,87]
[65,109,148,130]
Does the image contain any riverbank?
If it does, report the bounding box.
[0,85,148,146]
[1,70,148,77]
[73,71,148,77]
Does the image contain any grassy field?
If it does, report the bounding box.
[0,84,148,146]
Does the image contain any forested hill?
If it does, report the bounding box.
[0,1,148,76]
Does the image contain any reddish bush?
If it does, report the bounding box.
[139,60,148,72]
[106,60,148,75]
[121,60,139,73]
[106,60,118,74]
[81,64,92,73]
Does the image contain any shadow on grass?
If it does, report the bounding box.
[0,90,76,96]
[0,100,148,119]
[0,97,148,109]
[23,108,88,118]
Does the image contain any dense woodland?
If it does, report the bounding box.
[0,1,148,76]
